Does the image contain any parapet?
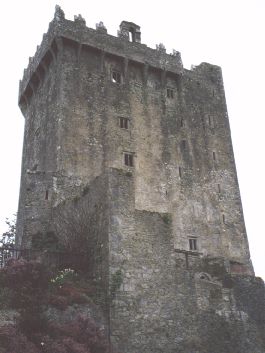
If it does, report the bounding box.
[18,5,183,108]
[185,62,224,87]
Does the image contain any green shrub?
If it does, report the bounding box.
[0,259,116,352]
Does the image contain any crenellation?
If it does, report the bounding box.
[74,14,86,26]
[54,4,65,22]
[19,11,183,110]
[96,21,107,33]
[156,42,166,53]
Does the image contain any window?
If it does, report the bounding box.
[45,190,49,200]
[167,88,174,99]
[124,153,133,167]
[128,30,133,42]
[213,151,216,161]
[199,273,211,281]
[222,214,225,224]
[35,127,40,136]
[180,118,184,128]
[208,116,214,128]
[179,166,182,178]
[111,70,121,84]
[189,238,197,251]
[181,140,187,150]
[119,117,129,129]
[217,184,221,193]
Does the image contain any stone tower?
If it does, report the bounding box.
[17,6,265,353]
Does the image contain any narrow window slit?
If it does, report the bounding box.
[180,118,184,127]
[45,190,49,200]
[179,166,182,178]
[208,116,214,128]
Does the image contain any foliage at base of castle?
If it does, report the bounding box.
[0,215,16,248]
[0,259,115,353]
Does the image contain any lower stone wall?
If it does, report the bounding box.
[26,168,264,352]
[52,174,110,308]
[107,169,265,353]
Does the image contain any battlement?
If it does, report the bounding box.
[19,5,183,109]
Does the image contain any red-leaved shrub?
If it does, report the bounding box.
[0,258,49,309]
[48,316,109,353]
[0,317,110,353]
[0,260,113,353]
[0,325,38,353]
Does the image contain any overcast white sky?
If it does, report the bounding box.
[0,0,264,279]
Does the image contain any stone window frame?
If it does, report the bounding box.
[178,166,182,178]
[181,139,187,150]
[119,117,130,129]
[166,87,174,99]
[195,272,212,281]
[208,115,214,128]
[188,237,198,251]
[212,151,216,161]
[124,152,134,167]
[34,127,40,137]
[111,69,122,84]
[180,118,185,128]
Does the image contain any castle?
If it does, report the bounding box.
[16,6,265,353]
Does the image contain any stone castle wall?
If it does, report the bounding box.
[107,168,265,353]
[16,7,264,353]
[18,13,252,266]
